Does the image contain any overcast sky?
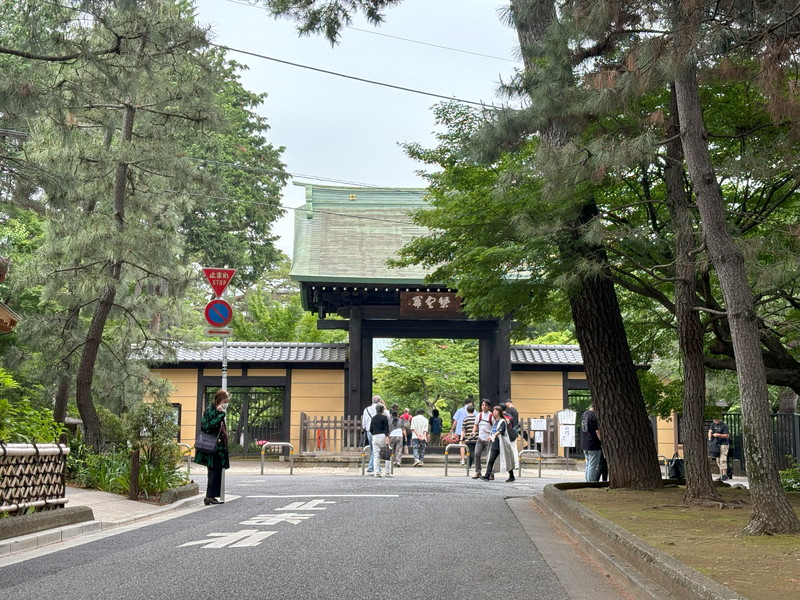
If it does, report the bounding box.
[194,0,520,256]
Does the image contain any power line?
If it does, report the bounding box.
[345,26,520,64]
[220,0,520,64]
[211,43,500,109]
[193,158,426,190]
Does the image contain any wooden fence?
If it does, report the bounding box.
[0,443,70,514]
[298,413,364,454]
[297,413,561,457]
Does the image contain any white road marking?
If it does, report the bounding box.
[240,512,315,526]
[246,494,399,498]
[277,499,335,510]
[179,530,277,548]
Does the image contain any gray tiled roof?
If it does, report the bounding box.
[156,342,582,367]
[510,345,583,365]
[165,342,348,364]
[290,185,433,284]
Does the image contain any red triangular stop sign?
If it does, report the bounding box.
[202,268,236,297]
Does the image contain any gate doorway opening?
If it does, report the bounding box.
[204,386,285,455]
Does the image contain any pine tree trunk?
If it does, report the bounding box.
[53,303,80,424]
[665,85,721,503]
[566,205,663,490]
[511,0,662,489]
[75,102,135,450]
[674,69,800,534]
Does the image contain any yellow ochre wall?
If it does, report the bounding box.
[289,369,345,449]
[656,415,679,459]
[151,368,199,447]
[511,371,572,419]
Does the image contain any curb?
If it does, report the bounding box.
[0,494,205,558]
[536,483,746,600]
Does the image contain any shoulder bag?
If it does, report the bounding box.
[195,430,219,453]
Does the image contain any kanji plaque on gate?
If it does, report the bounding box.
[399,292,462,317]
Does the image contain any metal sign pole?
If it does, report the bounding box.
[221,337,228,502]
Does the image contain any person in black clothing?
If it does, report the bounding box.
[502,399,519,428]
[581,405,602,482]
[428,409,443,446]
[369,404,391,477]
[708,417,730,481]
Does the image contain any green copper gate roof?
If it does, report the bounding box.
[290,184,433,284]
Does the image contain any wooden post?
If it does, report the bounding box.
[129,448,140,501]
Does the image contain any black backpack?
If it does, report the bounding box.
[505,415,519,442]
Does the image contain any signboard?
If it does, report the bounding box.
[534,431,544,444]
[530,418,547,431]
[556,408,577,449]
[399,292,462,317]
[559,424,576,448]
[202,268,236,297]
[204,327,232,338]
[205,299,233,327]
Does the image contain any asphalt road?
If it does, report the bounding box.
[1,474,599,600]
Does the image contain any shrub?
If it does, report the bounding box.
[0,398,65,443]
[779,459,800,492]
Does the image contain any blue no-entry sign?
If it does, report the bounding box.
[204,299,233,327]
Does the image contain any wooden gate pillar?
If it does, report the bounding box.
[347,307,362,417]
[479,320,511,405]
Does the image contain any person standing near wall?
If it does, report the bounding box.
[580,405,602,482]
[708,417,730,481]
[194,389,230,505]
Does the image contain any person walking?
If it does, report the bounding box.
[362,395,381,474]
[410,409,429,466]
[401,407,413,454]
[581,405,602,482]
[451,398,473,465]
[194,389,230,505]
[481,405,516,482]
[462,404,478,473]
[428,409,443,446]
[369,403,392,477]
[472,399,494,479]
[388,409,405,468]
[708,417,731,481]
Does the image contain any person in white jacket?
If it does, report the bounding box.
[481,405,517,482]
[362,395,382,473]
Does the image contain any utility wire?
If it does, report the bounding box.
[220,0,519,64]
[211,43,500,109]
[345,26,520,64]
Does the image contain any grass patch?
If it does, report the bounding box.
[565,486,800,599]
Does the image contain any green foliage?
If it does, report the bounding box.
[779,459,800,493]
[373,339,478,415]
[65,399,188,497]
[232,287,346,343]
[637,370,681,420]
[0,397,65,443]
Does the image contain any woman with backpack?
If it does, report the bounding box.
[481,405,517,483]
